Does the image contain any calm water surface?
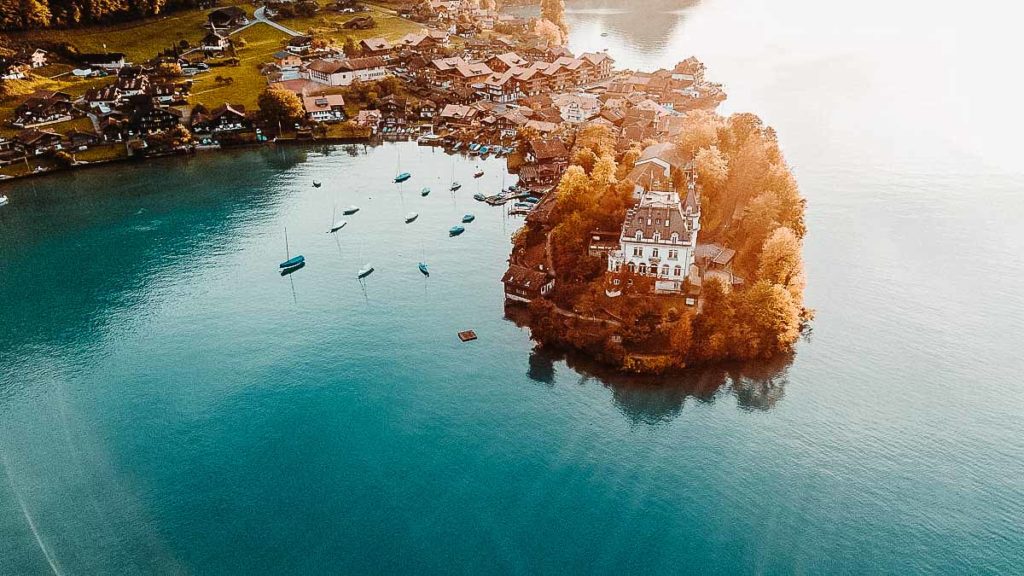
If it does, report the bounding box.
[2,1,1024,574]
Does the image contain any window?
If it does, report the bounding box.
[661,264,669,276]
[674,265,682,277]
[671,232,679,242]
[613,278,620,286]
[652,248,659,258]
[638,263,647,274]
[668,250,678,260]
[635,231,642,241]
[653,232,660,242]
[633,246,643,257]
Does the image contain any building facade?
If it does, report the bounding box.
[607,176,701,294]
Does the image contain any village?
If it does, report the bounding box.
[0,0,723,178]
[0,0,773,370]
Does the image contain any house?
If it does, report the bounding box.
[207,6,248,29]
[693,243,742,291]
[273,51,303,71]
[475,69,523,103]
[201,30,231,51]
[125,99,184,135]
[81,52,128,69]
[626,141,691,194]
[606,176,701,294]
[417,99,437,119]
[0,137,27,167]
[438,103,478,127]
[502,264,555,303]
[526,138,568,164]
[14,128,64,155]
[191,103,249,132]
[65,129,101,150]
[486,52,528,72]
[551,92,601,123]
[287,35,313,55]
[395,32,439,53]
[28,49,48,68]
[115,70,151,97]
[302,94,346,122]
[304,56,388,86]
[355,109,382,133]
[359,38,393,59]
[11,91,75,128]
[0,58,28,80]
[581,52,614,81]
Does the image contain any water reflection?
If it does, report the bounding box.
[508,306,792,423]
[537,346,792,424]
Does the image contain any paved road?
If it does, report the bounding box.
[240,7,301,37]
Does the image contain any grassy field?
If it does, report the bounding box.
[7,0,251,62]
[189,23,290,109]
[278,3,422,44]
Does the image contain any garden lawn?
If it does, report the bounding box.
[277,4,421,44]
[189,23,290,110]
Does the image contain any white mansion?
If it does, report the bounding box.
[607,175,701,294]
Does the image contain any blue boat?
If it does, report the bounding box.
[280,255,305,269]
[523,196,540,204]
[473,193,486,201]
[468,143,480,152]
[462,213,475,223]
[280,261,305,276]
[449,225,465,236]
[478,146,489,156]
[394,172,411,183]
[513,202,533,209]
[421,187,431,197]
[418,262,429,277]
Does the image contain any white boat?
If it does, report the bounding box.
[329,220,347,233]
[0,195,8,207]
[357,264,374,279]
[405,212,419,223]
[342,205,360,215]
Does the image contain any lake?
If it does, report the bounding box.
[2,0,1024,573]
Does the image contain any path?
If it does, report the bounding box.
[240,7,301,37]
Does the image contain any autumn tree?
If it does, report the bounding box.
[540,0,568,35]
[534,18,563,47]
[258,86,304,130]
[730,280,802,359]
[757,226,805,305]
[342,37,361,57]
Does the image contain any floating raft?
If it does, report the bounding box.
[458,330,478,342]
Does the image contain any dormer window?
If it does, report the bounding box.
[671,232,679,242]
[647,218,652,226]
[653,232,661,242]
[635,231,642,241]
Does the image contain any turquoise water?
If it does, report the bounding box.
[3,0,1024,573]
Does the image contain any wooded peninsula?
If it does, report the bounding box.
[506,100,810,374]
